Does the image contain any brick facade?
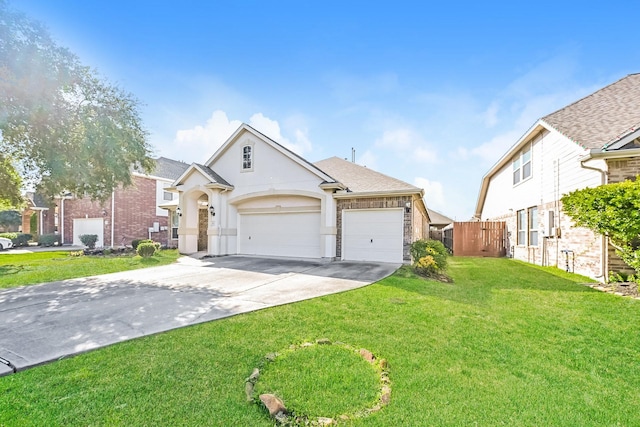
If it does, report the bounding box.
[62,175,171,247]
[606,157,640,275]
[336,195,419,261]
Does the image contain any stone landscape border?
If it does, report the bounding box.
[245,339,391,426]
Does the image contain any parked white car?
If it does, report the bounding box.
[0,237,13,250]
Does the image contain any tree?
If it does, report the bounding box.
[0,1,154,206]
[0,209,20,230]
[561,178,640,274]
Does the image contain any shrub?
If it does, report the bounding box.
[79,234,99,249]
[132,239,143,249]
[0,232,32,246]
[410,239,448,271]
[133,239,160,251]
[136,242,157,258]
[68,250,84,257]
[103,248,112,255]
[38,234,61,247]
[415,255,439,276]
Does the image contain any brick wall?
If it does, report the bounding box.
[63,175,170,247]
[607,157,640,183]
[493,200,605,280]
[606,157,640,275]
[336,195,414,260]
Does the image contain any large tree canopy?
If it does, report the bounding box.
[0,1,154,205]
[562,178,640,274]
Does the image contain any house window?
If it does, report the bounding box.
[242,145,253,170]
[517,209,526,245]
[528,207,538,246]
[163,191,173,201]
[171,210,179,239]
[512,145,532,185]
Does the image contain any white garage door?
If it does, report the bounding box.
[239,212,321,258]
[342,209,404,263]
[73,218,104,247]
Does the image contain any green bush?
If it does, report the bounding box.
[136,242,156,258]
[79,234,99,249]
[0,232,32,246]
[133,239,160,251]
[410,239,448,271]
[38,234,61,247]
[132,239,143,249]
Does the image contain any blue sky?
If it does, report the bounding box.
[17,0,640,219]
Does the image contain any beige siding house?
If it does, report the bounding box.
[169,124,430,263]
[475,74,640,280]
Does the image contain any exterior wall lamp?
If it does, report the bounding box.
[209,205,215,217]
[176,207,182,217]
[405,201,411,213]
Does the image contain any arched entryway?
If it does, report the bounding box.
[177,188,213,254]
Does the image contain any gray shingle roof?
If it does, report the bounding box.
[542,73,640,149]
[193,163,233,187]
[313,156,420,193]
[427,208,453,226]
[150,157,190,180]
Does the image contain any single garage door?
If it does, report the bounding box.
[73,218,104,247]
[342,209,404,263]
[239,211,321,258]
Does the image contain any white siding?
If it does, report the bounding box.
[481,128,603,220]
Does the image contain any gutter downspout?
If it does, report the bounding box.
[60,198,65,244]
[580,154,608,282]
[111,191,115,248]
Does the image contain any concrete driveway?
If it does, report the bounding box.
[0,255,398,376]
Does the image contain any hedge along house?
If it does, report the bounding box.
[168,124,430,263]
[474,74,640,280]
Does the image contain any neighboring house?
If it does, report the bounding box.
[427,209,454,231]
[21,192,56,236]
[169,124,430,263]
[475,73,640,280]
[61,157,189,247]
[22,157,189,247]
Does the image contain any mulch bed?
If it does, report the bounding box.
[585,282,640,298]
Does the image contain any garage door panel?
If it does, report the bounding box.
[342,209,403,263]
[73,218,104,247]
[239,212,320,258]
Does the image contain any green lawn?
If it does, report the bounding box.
[0,249,180,289]
[2,257,640,426]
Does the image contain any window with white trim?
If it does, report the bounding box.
[528,207,538,246]
[512,145,532,185]
[171,210,179,239]
[242,145,253,170]
[517,209,526,245]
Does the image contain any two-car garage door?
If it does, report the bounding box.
[342,209,404,263]
[237,208,404,263]
[238,212,321,258]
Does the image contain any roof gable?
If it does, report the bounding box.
[204,124,338,184]
[171,163,233,189]
[542,73,640,149]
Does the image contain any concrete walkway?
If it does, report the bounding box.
[0,255,398,376]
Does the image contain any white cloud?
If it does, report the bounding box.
[414,177,446,212]
[248,113,312,156]
[374,126,439,164]
[375,128,412,149]
[357,149,377,170]
[173,110,241,161]
[413,147,438,164]
[170,110,313,162]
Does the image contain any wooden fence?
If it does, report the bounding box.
[449,221,506,257]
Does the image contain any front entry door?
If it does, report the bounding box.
[198,208,207,251]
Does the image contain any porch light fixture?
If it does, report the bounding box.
[176,207,182,217]
[209,205,215,217]
[405,202,411,213]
